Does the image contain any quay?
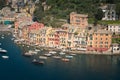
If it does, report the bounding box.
[0,25,14,34]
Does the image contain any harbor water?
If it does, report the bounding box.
[0,34,120,80]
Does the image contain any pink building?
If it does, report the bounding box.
[29,22,44,31]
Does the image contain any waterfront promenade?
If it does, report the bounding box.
[0,24,14,33]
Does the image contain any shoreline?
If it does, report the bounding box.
[1,29,120,56]
[16,42,120,56]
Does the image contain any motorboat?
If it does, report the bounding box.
[53,56,61,59]
[65,55,73,59]
[32,59,44,64]
[23,52,33,57]
[49,51,57,54]
[70,54,76,56]
[1,36,4,39]
[39,56,47,59]
[44,53,52,57]
[35,49,40,52]
[0,48,7,53]
[59,52,66,55]
[2,56,9,59]
[28,50,38,55]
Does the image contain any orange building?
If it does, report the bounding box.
[87,29,112,52]
[70,12,88,28]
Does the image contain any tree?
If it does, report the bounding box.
[0,0,6,10]
[95,8,104,20]
[116,3,120,20]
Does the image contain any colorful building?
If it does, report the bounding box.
[73,28,87,51]
[87,29,112,52]
[108,24,120,34]
[70,12,88,28]
[28,22,44,31]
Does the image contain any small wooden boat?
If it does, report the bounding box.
[62,58,70,62]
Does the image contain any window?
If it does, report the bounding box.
[118,29,120,32]
[105,45,108,48]
[101,38,102,40]
[100,42,103,44]
[106,38,108,40]
[90,37,93,40]
[106,34,108,36]
[105,42,108,44]
[96,38,97,40]
[100,45,102,48]
[100,34,103,36]
[110,26,112,28]
[76,20,80,22]
[90,42,92,44]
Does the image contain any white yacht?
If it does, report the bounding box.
[49,51,57,54]
[59,52,66,55]
[39,56,47,59]
[0,48,7,53]
[2,56,9,59]
[1,36,4,39]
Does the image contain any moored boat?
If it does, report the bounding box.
[44,53,52,57]
[39,56,47,59]
[70,54,76,56]
[53,56,61,59]
[62,58,70,62]
[59,52,66,55]
[32,59,44,65]
[49,51,57,54]
[0,48,7,53]
[23,52,33,57]
[65,55,73,59]
[2,56,9,59]
[1,36,4,39]
[35,49,40,52]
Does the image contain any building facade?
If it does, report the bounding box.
[108,24,120,34]
[87,29,112,52]
[100,4,118,20]
[70,12,88,28]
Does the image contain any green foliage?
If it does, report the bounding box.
[95,8,104,20]
[33,0,120,27]
[116,3,120,19]
[112,38,120,44]
[0,0,6,10]
[98,20,120,24]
